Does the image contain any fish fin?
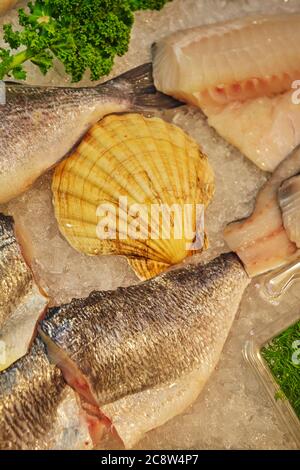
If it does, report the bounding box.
[127,257,170,280]
[104,63,183,110]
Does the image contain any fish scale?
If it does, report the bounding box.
[40,253,250,407]
[0,0,18,15]
[0,214,49,371]
[153,14,300,172]
[0,338,74,450]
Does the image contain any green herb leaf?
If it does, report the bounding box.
[262,320,300,419]
[0,0,172,82]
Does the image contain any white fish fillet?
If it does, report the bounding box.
[278,174,300,247]
[224,147,300,277]
[153,14,300,171]
[40,253,249,449]
[0,214,49,371]
[0,0,19,15]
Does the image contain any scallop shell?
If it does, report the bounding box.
[52,114,215,280]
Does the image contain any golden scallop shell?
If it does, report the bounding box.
[52,114,215,280]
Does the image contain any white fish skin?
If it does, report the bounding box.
[224,148,300,277]
[278,174,300,247]
[0,0,19,15]
[153,14,300,171]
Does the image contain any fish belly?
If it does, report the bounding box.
[102,366,214,449]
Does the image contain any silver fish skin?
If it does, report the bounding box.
[224,147,300,277]
[0,214,30,329]
[40,253,249,407]
[0,0,19,15]
[0,213,48,371]
[0,337,92,450]
[0,64,180,204]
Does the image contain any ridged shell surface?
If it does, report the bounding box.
[52,114,215,279]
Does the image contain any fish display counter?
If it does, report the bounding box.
[0,0,300,451]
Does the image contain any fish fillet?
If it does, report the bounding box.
[0,213,48,371]
[0,338,92,450]
[153,14,300,171]
[101,368,210,449]
[224,148,300,277]
[40,253,249,439]
[0,64,179,204]
[0,0,18,15]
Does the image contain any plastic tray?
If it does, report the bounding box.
[244,267,300,448]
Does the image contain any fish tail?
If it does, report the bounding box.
[101,63,182,110]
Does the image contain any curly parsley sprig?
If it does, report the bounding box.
[0,0,171,82]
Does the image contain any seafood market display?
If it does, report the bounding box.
[1,0,300,452]
[52,113,215,280]
[0,214,48,371]
[153,14,300,172]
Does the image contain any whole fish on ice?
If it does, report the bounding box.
[0,64,179,204]
[153,14,300,172]
[0,213,48,371]
[0,253,249,449]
